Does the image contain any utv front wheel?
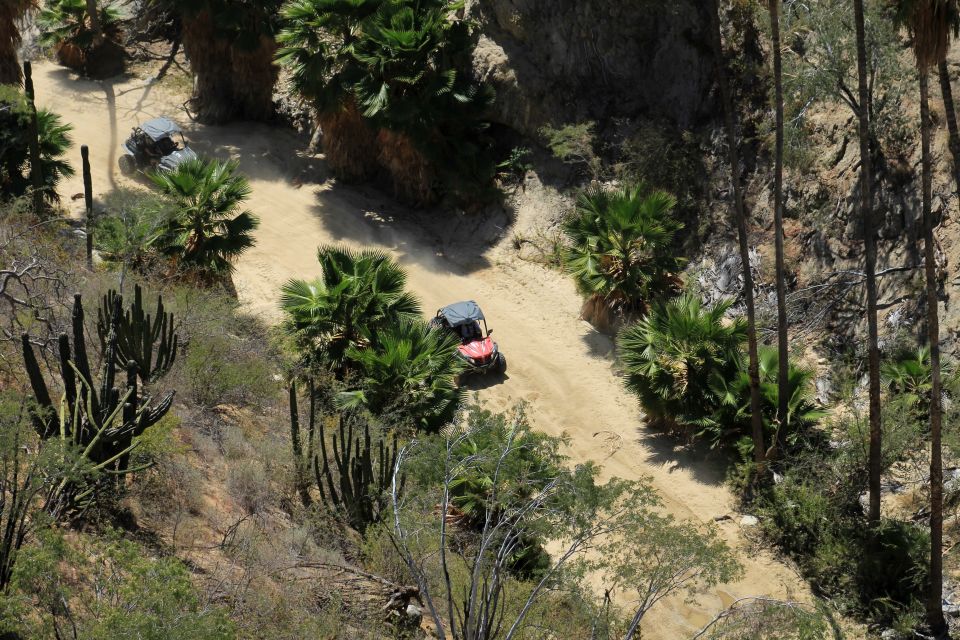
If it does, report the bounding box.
[118,154,135,176]
[495,354,507,375]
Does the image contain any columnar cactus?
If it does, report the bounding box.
[289,379,401,530]
[21,292,175,511]
[97,284,178,383]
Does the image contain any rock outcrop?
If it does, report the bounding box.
[467,0,714,137]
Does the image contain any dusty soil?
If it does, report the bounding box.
[36,61,814,638]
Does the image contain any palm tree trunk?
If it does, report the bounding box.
[0,3,28,85]
[920,67,947,637]
[85,0,101,40]
[709,0,765,464]
[852,0,883,526]
[937,60,960,197]
[768,0,790,446]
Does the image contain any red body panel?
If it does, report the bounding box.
[458,337,495,361]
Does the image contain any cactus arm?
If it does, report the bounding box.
[21,333,54,437]
[57,334,77,417]
[71,294,97,414]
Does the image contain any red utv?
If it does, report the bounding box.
[430,300,506,375]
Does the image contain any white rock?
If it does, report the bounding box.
[740,515,759,527]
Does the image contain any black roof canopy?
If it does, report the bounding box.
[439,300,484,327]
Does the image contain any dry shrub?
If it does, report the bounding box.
[580,295,616,334]
[318,98,379,181]
[376,128,436,206]
[227,459,272,515]
[55,41,85,70]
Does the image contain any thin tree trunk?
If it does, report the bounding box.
[852,0,883,526]
[938,59,960,197]
[920,68,947,637]
[709,0,765,464]
[768,0,790,446]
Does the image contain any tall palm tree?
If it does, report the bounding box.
[149,157,259,279]
[277,0,382,181]
[338,319,464,430]
[0,0,35,84]
[618,294,747,433]
[938,60,960,192]
[563,184,684,332]
[280,245,421,373]
[767,0,791,449]
[852,0,884,526]
[152,0,281,123]
[708,0,766,464]
[894,0,952,632]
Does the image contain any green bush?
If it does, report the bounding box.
[7,529,235,639]
[183,334,276,407]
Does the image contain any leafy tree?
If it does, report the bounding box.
[617,294,745,432]
[392,406,740,640]
[150,0,282,123]
[280,245,421,373]
[709,346,826,457]
[0,0,35,84]
[563,184,684,330]
[0,85,74,204]
[149,157,259,280]
[338,319,463,430]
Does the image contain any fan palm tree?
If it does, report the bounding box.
[149,157,259,279]
[337,319,463,430]
[280,245,421,374]
[563,184,685,332]
[708,0,766,465]
[351,0,494,205]
[0,87,74,203]
[892,0,953,632]
[709,346,826,456]
[277,0,382,180]
[849,0,885,526]
[617,294,746,433]
[0,0,34,85]
[37,0,121,73]
[151,0,281,123]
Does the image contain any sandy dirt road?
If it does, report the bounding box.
[37,62,812,637]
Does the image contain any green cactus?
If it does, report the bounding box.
[21,292,174,493]
[96,284,178,384]
[289,379,401,531]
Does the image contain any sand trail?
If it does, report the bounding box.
[36,62,811,638]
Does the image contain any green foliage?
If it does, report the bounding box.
[338,319,463,430]
[696,598,833,639]
[93,188,174,270]
[618,295,746,432]
[754,459,929,625]
[394,405,741,636]
[496,146,533,181]
[183,333,276,407]
[564,183,685,329]
[281,245,421,374]
[277,0,495,204]
[781,0,912,162]
[7,529,235,639]
[539,121,601,177]
[37,0,122,50]
[0,85,74,204]
[149,157,260,278]
[709,346,827,456]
